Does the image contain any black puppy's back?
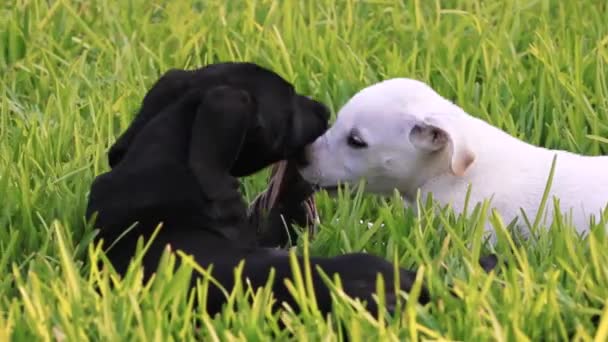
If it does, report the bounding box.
[88,87,257,275]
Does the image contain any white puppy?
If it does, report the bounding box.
[299,78,608,236]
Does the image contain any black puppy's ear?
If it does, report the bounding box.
[188,85,255,200]
[108,69,191,168]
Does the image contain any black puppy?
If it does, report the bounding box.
[86,62,429,316]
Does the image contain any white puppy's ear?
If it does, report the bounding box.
[408,117,475,176]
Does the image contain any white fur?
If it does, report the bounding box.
[299,78,608,236]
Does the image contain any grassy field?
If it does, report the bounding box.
[1,0,608,340]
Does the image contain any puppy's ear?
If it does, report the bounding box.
[109,69,191,168]
[409,116,475,176]
[188,85,255,199]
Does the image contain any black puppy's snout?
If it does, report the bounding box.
[310,98,331,122]
[314,101,330,122]
[298,96,330,122]
[293,148,310,168]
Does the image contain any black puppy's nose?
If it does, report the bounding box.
[293,148,310,168]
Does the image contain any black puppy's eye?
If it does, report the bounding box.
[347,132,367,149]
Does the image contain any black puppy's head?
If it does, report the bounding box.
[108,62,329,176]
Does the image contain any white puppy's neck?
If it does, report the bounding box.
[459,113,548,176]
[414,109,606,235]
[416,111,544,198]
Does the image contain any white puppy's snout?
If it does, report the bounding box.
[298,166,322,186]
[298,135,338,186]
[299,134,328,165]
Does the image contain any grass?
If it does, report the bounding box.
[1,0,608,340]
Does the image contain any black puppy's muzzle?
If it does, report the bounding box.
[293,148,310,168]
[294,96,330,144]
[291,96,329,168]
[303,96,330,124]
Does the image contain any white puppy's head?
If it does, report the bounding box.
[298,78,476,197]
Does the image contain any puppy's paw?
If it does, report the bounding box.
[203,86,253,114]
[325,253,429,315]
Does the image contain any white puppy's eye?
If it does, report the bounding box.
[347,131,368,149]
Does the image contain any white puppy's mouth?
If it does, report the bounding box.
[311,183,350,195]
[307,181,338,192]
[309,183,334,191]
[320,185,340,191]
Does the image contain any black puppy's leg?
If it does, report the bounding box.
[196,250,429,317]
[187,86,256,243]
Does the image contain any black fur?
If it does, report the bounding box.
[86,62,429,316]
